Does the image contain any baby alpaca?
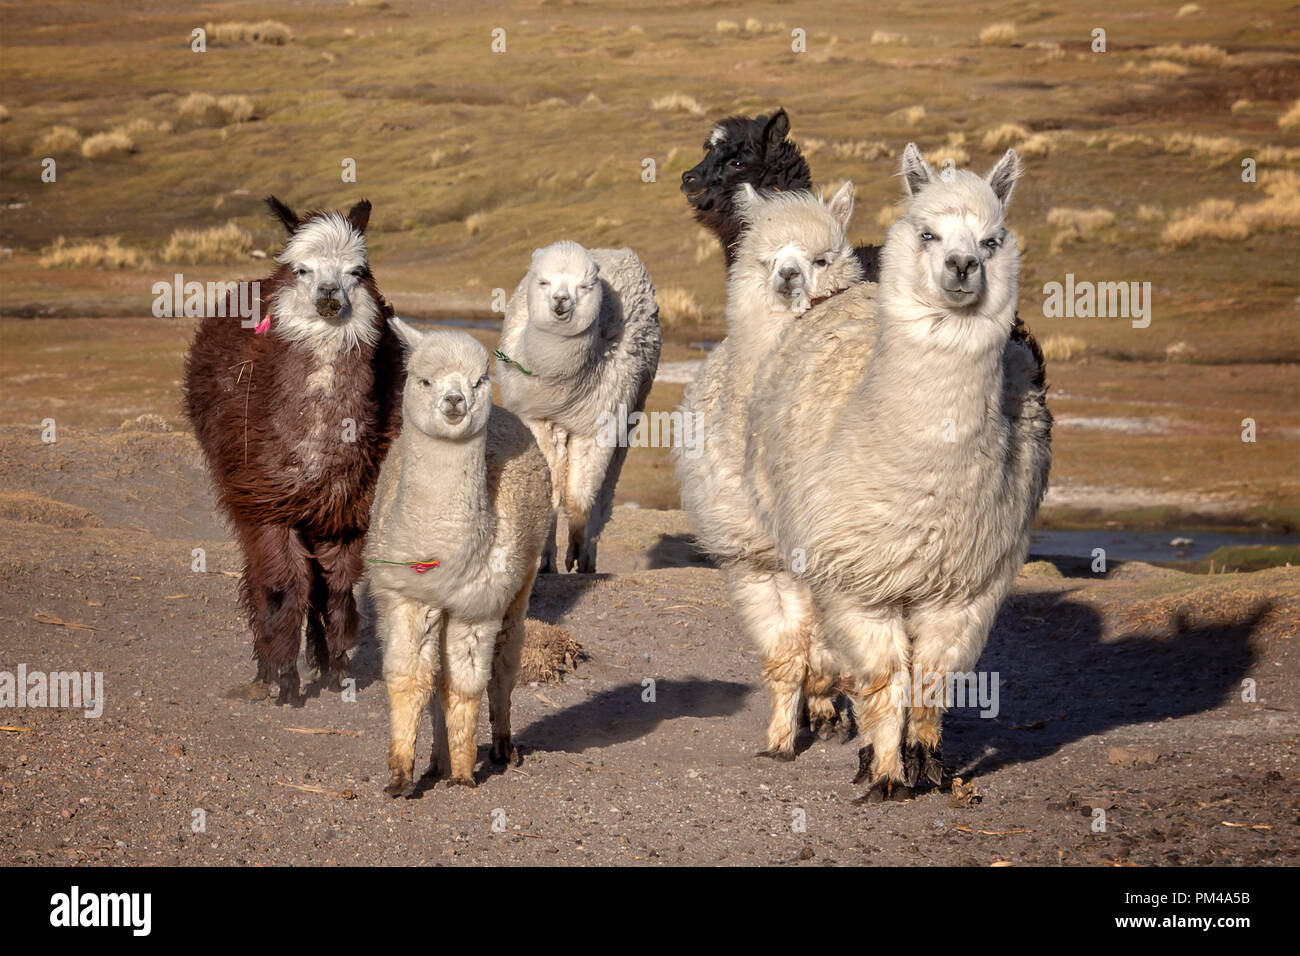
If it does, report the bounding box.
[369,324,551,796]
[745,146,1052,800]
[496,240,661,573]
[675,182,862,758]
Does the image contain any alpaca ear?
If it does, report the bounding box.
[388,317,424,352]
[763,108,791,151]
[734,183,761,218]
[346,199,372,234]
[265,196,301,234]
[986,149,1023,207]
[900,143,933,196]
[827,180,855,229]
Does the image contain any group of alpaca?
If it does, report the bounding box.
[676,110,1051,799]
[184,105,1049,802]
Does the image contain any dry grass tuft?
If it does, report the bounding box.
[1160,172,1300,247]
[0,491,102,529]
[217,95,254,123]
[870,30,907,45]
[715,19,740,35]
[651,93,705,116]
[1124,59,1189,78]
[0,105,10,123]
[657,287,703,331]
[1048,207,1116,252]
[890,105,926,127]
[206,20,292,45]
[694,229,718,263]
[81,130,135,158]
[1041,335,1087,363]
[978,23,1017,47]
[981,123,1031,151]
[1144,43,1228,67]
[40,236,149,269]
[520,620,585,684]
[1279,100,1300,132]
[1136,203,1164,223]
[465,211,488,236]
[178,92,254,125]
[163,221,253,264]
[925,133,969,169]
[1165,341,1197,363]
[36,125,81,153]
[1176,3,1200,17]
[830,140,891,161]
[1230,98,1252,114]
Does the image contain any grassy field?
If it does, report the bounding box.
[0,0,1297,525]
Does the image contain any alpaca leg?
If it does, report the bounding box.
[314,533,366,690]
[440,618,497,786]
[232,523,312,706]
[381,596,440,797]
[539,509,559,575]
[488,578,533,766]
[425,690,449,781]
[563,432,615,573]
[906,594,1001,789]
[726,566,816,760]
[818,592,911,799]
[804,628,847,741]
[304,564,330,678]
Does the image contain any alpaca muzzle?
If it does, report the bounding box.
[315,295,343,318]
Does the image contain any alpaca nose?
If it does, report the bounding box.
[318,282,339,298]
[778,264,801,281]
[440,392,465,418]
[681,169,700,188]
[551,293,572,315]
[945,254,979,281]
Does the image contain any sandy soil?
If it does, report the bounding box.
[0,424,1297,866]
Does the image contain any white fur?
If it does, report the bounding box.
[272,213,380,357]
[497,240,662,573]
[368,324,552,792]
[743,146,1052,788]
[674,183,863,756]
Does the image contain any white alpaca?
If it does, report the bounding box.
[674,182,863,758]
[496,240,662,573]
[745,145,1051,798]
[368,323,552,796]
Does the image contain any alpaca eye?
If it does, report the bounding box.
[813,257,829,268]
[351,267,365,277]
[294,266,310,276]
[477,375,490,387]
[729,159,744,169]
[920,232,935,242]
[419,378,430,388]
[983,237,1000,249]
[537,279,550,288]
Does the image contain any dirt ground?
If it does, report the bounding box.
[0,424,1297,867]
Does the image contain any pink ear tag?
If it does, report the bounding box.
[254,313,271,335]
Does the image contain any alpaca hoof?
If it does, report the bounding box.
[327,656,349,692]
[755,747,796,762]
[274,665,302,707]
[854,778,916,804]
[448,774,476,788]
[851,744,875,785]
[538,555,557,574]
[223,680,271,702]
[903,742,922,788]
[921,745,944,788]
[490,740,521,766]
[384,774,415,799]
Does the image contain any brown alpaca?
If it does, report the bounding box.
[184,197,405,705]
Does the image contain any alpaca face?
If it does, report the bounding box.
[272,208,381,354]
[526,240,601,337]
[890,146,1023,320]
[392,323,492,441]
[733,182,859,315]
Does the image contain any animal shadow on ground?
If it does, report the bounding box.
[647,533,716,569]
[946,591,1266,779]
[516,677,750,755]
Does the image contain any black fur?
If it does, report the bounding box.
[680,107,881,277]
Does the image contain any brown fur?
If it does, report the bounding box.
[183,199,405,702]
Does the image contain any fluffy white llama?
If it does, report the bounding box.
[368,323,552,796]
[674,182,863,758]
[496,240,662,573]
[745,145,1052,798]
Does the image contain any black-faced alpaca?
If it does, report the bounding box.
[184,197,405,706]
[679,108,881,280]
[679,108,1043,380]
